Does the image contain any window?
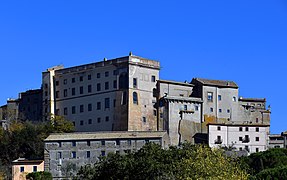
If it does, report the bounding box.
[219,109,222,113]
[72,78,75,83]
[217,126,221,131]
[122,91,127,105]
[57,152,62,160]
[64,89,68,97]
[88,104,92,111]
[97,102,101,110]
[105,82,109,90]
[239,147,243,151]
[127,140,132,146]
[239,127,243,131]
[59,142,62,147]
[88,74,92,80]
[233,97,237,102]
[72,106,76,114]
[116,140,120,146]
[256,127,260,132]
[218,95,222,101]
[184,105,187,111]
[256,148,259,153]
[105,98,110,109]
[87,151,91,158]
[97,117,101,123]
[113,70,118,75]
[45,91,48,96]
[105,116,109,122]
[80,76,83,81]
[97,73,100,78]
[71,151,76,158]
[113,99,116,107]
[88,85,92,93]
[33,166,37,172]
[97,83,101,91]
[245,127,249,131]
[55,81,59,86]
[72,141,76,147]
[153,109,157,116]
[133,78,137,88]
[72,88,75,96]
[80,86,84,94]
[101,141,105,146]
[80,120,84,125]
[207,92,213,102]
[195,105,199,111]
[101,151,105,156]
[64,79,67,85]
[151,75,156,82]
[239,137,243,141]
[64,107,68,115]
[256,118,259,123]
[210,108,213,112]
[143,117,146,123]
[88,119,92,124]
[256,137,260,141]
[113,80,117,89]
[105,71,109,77]
[87,141,91,146]
[227,109,230,113]
[133,92,138,105]
[20,166,24,172]
[56,91,59,98]
[80,105,84,113]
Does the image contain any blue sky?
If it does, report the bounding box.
[0,1,286,133]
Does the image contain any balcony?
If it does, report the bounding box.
[214,139,223,144]
[242,137,250,143]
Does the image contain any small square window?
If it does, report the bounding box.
[97,83,101,91]
[218,95,222,101]
[256,137,259,141]
[64,108,68,115]
[245,127,249,131]
[33,166,37,172]
[219,109,222,113]
[88,74,92,80]
[113,80,117,89]
[217,126,221,131]
[239,137,243,141]
[105,82,109,90]
[87,141,91,146]
[80,120,84,125]
[87,151,90,158]
[256,118,259,123]
[80,105,84,113]
[72,141,76,147]
[116,140,120,146]
[256,148,259,152]
[97,102,101,110]
[227,109,230,113]
[88,119,92,124]
[55,81,59,86]
[64,79,67,85]
[143,117,146,123]
[88,85,92,93]
[71,151,76,158]
[20,166,25,172]
[97,117,101,123]
[101,141,105,146]
[207,92,213,102]
[80,86,84,94]
[105,71,109,77]
[88,104,92,111]
[72,88,76,96]
[105,116,109,122]
[80,76,83,81]
[97,73,101,78]
[72,106,76,114]
[239,127,243,131]
[184,105,187,111]
[133,78,137,88]
[72,78,75,83]
[151,75,156,82]
[210,108,213,112]
[195,105,199,111]
[256,127,259,132]
[101,151,105,156]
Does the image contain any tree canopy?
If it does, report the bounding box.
[76,143,249,180]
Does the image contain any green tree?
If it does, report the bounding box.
[76,143,248,180]
[26,171,53,180]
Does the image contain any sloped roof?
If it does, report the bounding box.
[45,131,167,141]
[192,78,238,88]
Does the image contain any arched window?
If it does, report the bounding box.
[133,92,138,105]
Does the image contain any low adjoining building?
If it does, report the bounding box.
[208,123,269,154]
[268,134,285,149]
[12,158,44,180]
[44,131,169,179]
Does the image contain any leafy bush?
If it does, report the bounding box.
[26,171,52,180]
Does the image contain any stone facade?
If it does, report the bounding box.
[42,54,160,132]
[44,131,169,179]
